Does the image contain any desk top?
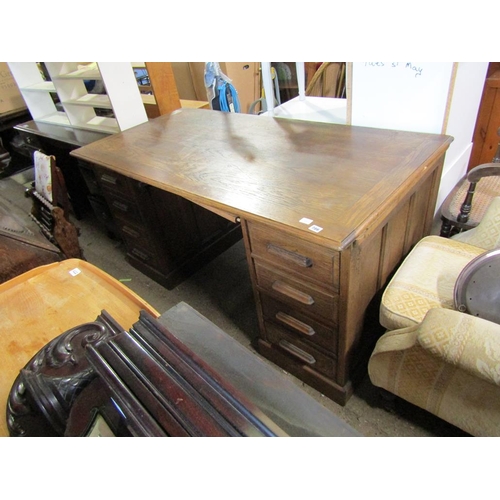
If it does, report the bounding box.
[71,109,452,250]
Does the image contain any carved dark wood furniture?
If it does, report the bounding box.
[0,177,61,283]
[26,151,83,259]
[13,120,110,219]
[71,108,452,405]
[440,129,500,237]
[159,302,359,437]
[0,107,32,178]
[0,258,159,437]
[7,300,359,437]
[8,310,288,437]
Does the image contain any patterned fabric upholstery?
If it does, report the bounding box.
[452,196,500,250]
[380,197,500,331]
[370,197,500,436]
[380,236,484,330]
[369,309,500,436]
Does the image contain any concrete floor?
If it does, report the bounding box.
[4,167,469,437]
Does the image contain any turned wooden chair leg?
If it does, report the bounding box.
[440,217,453,237]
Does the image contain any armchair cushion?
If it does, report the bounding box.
[369,308,500,436]
[380,236,484,330]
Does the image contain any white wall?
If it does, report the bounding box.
[350,62,454,133]
[350,62,489,215]
[437,62,489,211]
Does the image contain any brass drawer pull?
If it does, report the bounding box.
[112,201,129,212]
[266,243,312,268]
[100,173,118,185]
[131,248,149,261]
[271,280,314,305]
[275,312,315,336]
[278,340,316,365]
[122,226,140,238]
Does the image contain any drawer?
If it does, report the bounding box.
[17,131,43,152]
[105,192,143,225]
[248,222,339,290]
[117,220,157,254]
[94,166,134,198]
[126,243,160,269]
[260,294,337,353]
[264,321,336,379]
[255,262,338,324]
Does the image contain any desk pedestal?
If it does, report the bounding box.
[242,159,443,405]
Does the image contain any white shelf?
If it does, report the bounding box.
[8,62,148,135]
[21,81,56,92]
[263,96,347,125]
[80,116,119,133]
[55,68,102,80]
[62,94,113,109]
[36,112,71,126]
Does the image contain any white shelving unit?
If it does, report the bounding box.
[8,62,148,134]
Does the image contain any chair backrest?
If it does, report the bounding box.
[30,151,82,259]
[305,62,345,98]
[33,151,71,216]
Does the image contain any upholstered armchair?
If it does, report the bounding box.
[368,196,500,436]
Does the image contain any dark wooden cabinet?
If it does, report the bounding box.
[79,160,243,289]
[12,121,111,219]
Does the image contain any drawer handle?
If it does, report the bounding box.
[278,340,316,365]
[266,243,312,268]
[112,201,129,212]
[131,248,149,261]
[271,280,314,305]
[275,312,315,336]
[122,226,140,238]
[100,173,118,185]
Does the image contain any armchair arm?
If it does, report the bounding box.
[417,308,500,386]
[372,308,500,386]
[452,196,500,250]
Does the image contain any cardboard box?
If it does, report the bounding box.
[0,63,26,115]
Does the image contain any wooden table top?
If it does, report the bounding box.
[71,109,453,250]
[15,119,111,148]
[0,259,158,437]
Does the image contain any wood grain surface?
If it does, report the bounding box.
[71,109,453,250]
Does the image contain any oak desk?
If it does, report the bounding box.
[71,109,453,405]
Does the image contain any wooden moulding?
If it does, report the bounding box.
[7,310,287,437]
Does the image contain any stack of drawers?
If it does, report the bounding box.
[93,165,161,268]
[246,221,340,385]
[78,161,243,290]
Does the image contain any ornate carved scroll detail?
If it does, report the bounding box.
[7,311,123,437]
